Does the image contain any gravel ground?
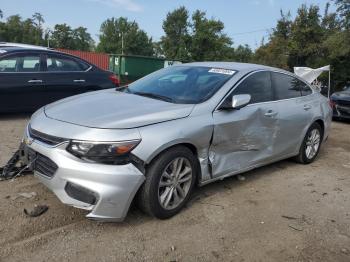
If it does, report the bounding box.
[0,115,349,262]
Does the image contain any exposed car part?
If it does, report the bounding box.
[0,144,34,180]
[24,204,49,217]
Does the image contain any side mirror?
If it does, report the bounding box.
[220,94,251,110]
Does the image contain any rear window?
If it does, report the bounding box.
[46,55,89,72]
[271,72,302,100]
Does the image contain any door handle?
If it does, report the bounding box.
[28,79,43,83]
[264,110,278,117]
[73,79,86,83]
[303,105,312,111]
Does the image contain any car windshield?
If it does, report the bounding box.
[119,66,236,104]
[343,86,350,92]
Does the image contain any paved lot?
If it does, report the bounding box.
[0,115,349,262]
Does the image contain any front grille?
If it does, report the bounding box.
[29,126,67,146]
[34,154,58,178]
[336,100,350,107]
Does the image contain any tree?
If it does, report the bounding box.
[72,27,94,51]
[255,10,292,69]
[32,12,45,45]
[0,9,3,19]
[333,0,350,29]
[190,10,232,61]
[233,45,253,62]
[50,24,94,50]
[161,6,191,61]
[50,23,74,49]
[97,17,153,56]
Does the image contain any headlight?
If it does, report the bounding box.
[66,140,141,164]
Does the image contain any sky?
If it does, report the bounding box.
[1,0,331,49]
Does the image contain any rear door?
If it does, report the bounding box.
[210,71,280,177]
[41,53,92,104]
[0,52,46,112]
[270,72,314,156]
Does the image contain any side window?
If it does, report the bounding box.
[231,71,273,104]
[19,56,41,72]
[271,72,302,100]
[300,82,312,96]
[0,56,17,72]
[46,55,87,72]
[0,55,41,72]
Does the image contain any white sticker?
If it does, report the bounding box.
[0,50,7,53]
[209,68,235,75]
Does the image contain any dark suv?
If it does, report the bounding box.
[0,43,119,112]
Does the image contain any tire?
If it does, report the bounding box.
[137,146,198,219]
[295,122,323,164]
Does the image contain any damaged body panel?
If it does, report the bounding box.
[5,62,332,221]
[210,104,280,177]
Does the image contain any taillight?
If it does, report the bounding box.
[329,100,335,109]
[109,74,120,87]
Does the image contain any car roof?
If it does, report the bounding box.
[0,42,51,50]
[185,61,290,75]
[0,43,94,66]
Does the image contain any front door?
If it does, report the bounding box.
[210,71,279,178]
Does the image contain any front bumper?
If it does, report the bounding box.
[24,132,145,222]
[333,103,350,119]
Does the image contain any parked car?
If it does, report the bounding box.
[0,43,119,112]
[330,85,350,120]
[22,62,332,221]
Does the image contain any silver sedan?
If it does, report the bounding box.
[23,62,332,221]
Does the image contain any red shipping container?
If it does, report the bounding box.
[56,48,109,71]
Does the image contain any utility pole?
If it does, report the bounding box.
[46,28,52,48]
[119,32,124,55]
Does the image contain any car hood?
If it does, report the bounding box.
[44,89,194,129]
[331,91,350,101]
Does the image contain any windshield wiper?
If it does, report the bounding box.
[132,91,175,103]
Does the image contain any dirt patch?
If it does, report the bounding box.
[0,116,349,262]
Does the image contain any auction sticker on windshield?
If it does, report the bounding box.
[208,68,236,75]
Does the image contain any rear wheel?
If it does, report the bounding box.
[295,122,323,164]
[137,146,197,219]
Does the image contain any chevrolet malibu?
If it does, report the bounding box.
[23,62,332,221]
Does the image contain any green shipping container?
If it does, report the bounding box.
[109,54,180,85]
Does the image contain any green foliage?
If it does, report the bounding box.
[161,6,190,61]
[97,17,153,56]
[333,0,350,29]
[0,12,93,50]
[255,2,350,89]
[160,7,233,61]
[49,24,94,51]
[190,10,232,61]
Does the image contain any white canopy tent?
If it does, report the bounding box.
[294,65,331,98]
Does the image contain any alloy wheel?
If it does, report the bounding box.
[305,129,321,159]
[158,157,193,210]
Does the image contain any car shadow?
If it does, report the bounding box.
[0,112,32,120]
[122,158,298,226]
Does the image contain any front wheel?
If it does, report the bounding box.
[295,122,323,164]
[137,146,197,219]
